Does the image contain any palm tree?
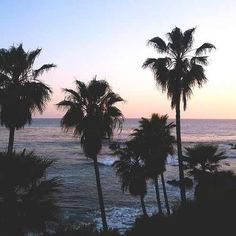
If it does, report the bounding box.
[113,144,148,217]
[131,114,175,215]
[57,78,124,231]
[0,150,61,235]
[143,27,215,204]
[0,44,55,154]
[184,144,227,173]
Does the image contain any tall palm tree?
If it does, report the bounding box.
[0,150,61,235]
[132,114,175,215]
[57,78,124,231]
[143,27,215,204]
[113,144,148,217]
[0,44,55,154]
[184,144,227,173]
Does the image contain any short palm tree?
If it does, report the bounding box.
[113,143,148,217]
[131,114,175,215]
[0,150,60,235]
[184,144,227,173]
[143,27,215,204]
[57,78,124,231]
[0,44,55,154]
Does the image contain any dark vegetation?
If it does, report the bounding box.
[0,27,233,236]
[143,27,215,204]
[0,151,60,236]
[57,78,124,231]
[126,170,236,236]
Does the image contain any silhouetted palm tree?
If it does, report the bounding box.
[131,114,175,215]
[0,44,55,154]
[143,27,215,204]
[113,144,148,216]
[184,144,227,173]
[0,150,60,235]
[57,78,124,231]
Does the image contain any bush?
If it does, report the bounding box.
[126,171,236,236]
[0,150,61,235]
[48,224,121,236]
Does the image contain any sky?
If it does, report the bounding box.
[1,0,236,119]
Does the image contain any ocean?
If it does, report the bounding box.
[0,118,236,231]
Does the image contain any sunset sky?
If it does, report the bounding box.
[1,0,236,119]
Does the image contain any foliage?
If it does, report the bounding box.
[48,224,121,236]
[113,143,147,198]
[0,150,61,235]
[131,114,175,178]
[184,144,227,173]
[128,114,174,214]
[143,27,215,204]
[0,44,54,128]
[195,170,236,204]
[126,171,236,236]
[57,77,124,230]
[57,78,124,159]
[143,27,215,110]
[0,44,55,153]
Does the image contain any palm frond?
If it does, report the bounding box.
[27,48,42,67]
[184,144,227,173]
[195,43,216,56]
[183,28,196,51]
[143,57,170,92]
[113,145,147,196]
[56,100,75,109]
[147,37,167,53]
[104,91,124,106]
[34,64,56,78]
[60,107,84,133]
[75,80,89,99]
[63,88,82,102]
[189,64,207,86]
[191,56,208,66]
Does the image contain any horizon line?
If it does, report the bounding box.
[33,117,236,120]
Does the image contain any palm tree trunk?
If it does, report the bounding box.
[7,126,15,154]
[93,157,108,231]
[175,99,186,205]
[160,172,170,215]
[140,195,148,217]
[154,177,162,214]
[201,164,206,172]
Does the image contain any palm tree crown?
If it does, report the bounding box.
[57,78,124,158]
[143,27,215,109]
[113,144,147,197]
[113,142,148,216]
[131,114,175,177]
[0,44,55,127]
[184,144,227,173]
[0,44,55,153]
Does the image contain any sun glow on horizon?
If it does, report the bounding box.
[2,0,235,119]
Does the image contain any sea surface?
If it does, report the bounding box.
[0,118,236,231]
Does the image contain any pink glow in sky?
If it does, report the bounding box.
[1,0,236,119]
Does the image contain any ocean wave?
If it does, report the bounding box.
[98,155,118,166]
[166,155,178,165]
[97,154,179,167]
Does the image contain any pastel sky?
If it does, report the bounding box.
[1,0,236,119]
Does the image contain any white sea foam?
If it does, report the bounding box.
[98,155,118,166]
